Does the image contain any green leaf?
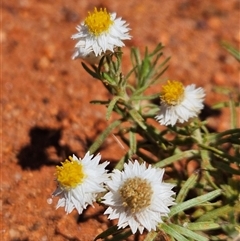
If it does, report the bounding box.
[196,204,238,222]
[149,43,164,58]
[94,225,119,240]
[212,101,240,109]
[229,98,238,129]
[102,72,116,85]
[129,131,137,157]
[132,83,152,96]
[131,47,141,67]
[160,223,189,241]
[108,230,132,241]
[185,222,221,231]
[97,55,106,75]
[90,100,109,105]
[94,226,132,241]
[125,65,138,81]
[199,148,216,171]
[138,57,151,87]
[176,171,199,203]
[144,231,158,241]
[168,223,208,241]
[215,128,240,139]
[154,150,199,168]
[129,109,147,130]
[198,143,239,163]
[114,155,126,170]
[221,41,240,61]
[169,189,222,217]
[214,160,240,175]
[89,120,122,154]
[106,96,122,120]
[81,62,100,79]
[131,93,160,101]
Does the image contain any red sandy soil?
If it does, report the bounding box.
[1,0,239,240]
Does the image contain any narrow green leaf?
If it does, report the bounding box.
[129,131,137,157]
[216,136,240,146]
[106,96,122,120]
[139,58,150,86]
[215,128,240,139]
[149,43,164,57]
[94,225,119,240]
[221,41,240,61]
[176,171,199,203]
[144,231,158,241]
[129,109,147,130]
[154,150,199,168]
[131,93,160,101]
[160,223,189,241]
[90,100,109,105]
[229,98,237,129]
[81,62,100,79]
[185,222,221,231]
[214,160,240,175]
[89,120,122,154]
[108,230,132,241]
[95,227,132,240]
[199,143,239,163]
[131,47,141,66]
[168,223,208,241]
[169,189,222,217]
[114,155,126,170]
[197,204,236,222]
[212,101,240,109]
[151,65,169,84]
[143,106,161,117]
[199,148,216,171]
[102,72,116,85]
[132,84,152,96]
[97,55,106,75]
[125,65,137,81]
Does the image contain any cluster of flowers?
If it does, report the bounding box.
[52,152,175,234]
[52,7,206,234]
[71,7,205,127]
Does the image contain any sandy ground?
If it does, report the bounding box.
[1,0,239,240]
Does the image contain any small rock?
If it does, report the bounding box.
[207,17,221,30]
[9,228,21,239]
[212,71,226,85]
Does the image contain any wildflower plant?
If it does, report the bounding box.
[52,7,240,241]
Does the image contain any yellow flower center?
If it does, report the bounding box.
[84,8,113,36]
[119,177,153,213]
[161,80,185,105]
[56,157,85,189]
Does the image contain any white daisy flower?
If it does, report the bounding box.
[155,80,205,126]
[71,7,131,62]
[52,152,109,214]
[102,161,175,234]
